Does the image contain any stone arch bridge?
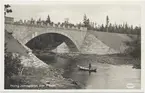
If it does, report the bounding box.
[5,22,88,53]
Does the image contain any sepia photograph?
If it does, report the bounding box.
[4,2,141,89]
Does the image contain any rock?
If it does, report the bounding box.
[46,81,50,84]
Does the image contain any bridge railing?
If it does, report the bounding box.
[5,16,87,31]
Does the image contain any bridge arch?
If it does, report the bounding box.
[24,31,79,52]
[5,24,88,52]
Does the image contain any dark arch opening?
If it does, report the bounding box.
[25,33,79,52]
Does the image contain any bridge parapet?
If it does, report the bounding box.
[5,17,87,32]
[7,22,87,32]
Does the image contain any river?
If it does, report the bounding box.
[36,53,141,89]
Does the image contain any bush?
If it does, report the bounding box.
[124,35,141,69]
[5,43,23,88]
[125,36,141,59]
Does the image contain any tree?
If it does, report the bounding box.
[83,14,88,27]
[106,15,109,32]
[64,18,69,24]
[83,14,90,29]
[38,18,41,22]
[100,24,105,31]
[46,14,51,24]
[30,18,34,24]
[83,14,87,26]
[64,18,69,27]
[4,4,12,16]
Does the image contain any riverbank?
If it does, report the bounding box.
[56,53,141,69]
[8,66,82,89]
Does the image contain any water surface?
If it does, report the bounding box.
[37,53,141,89]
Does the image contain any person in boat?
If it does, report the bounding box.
[89,63,91,70]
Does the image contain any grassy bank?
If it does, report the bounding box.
[6,66,82,89]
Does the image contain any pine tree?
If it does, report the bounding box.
[46,14,51,24]
[83,14,89,27]
[83,14,90,29]
[106,15,109,32]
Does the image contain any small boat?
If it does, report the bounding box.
[77,65,97,72]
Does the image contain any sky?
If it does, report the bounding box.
[7,4,141,27]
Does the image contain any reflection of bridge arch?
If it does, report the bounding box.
[25,32,79,52]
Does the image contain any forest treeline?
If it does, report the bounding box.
[13,14,141,35]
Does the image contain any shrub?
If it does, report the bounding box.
[125,36,141,59]
[124,35,141,69]
[5,43,23,88]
